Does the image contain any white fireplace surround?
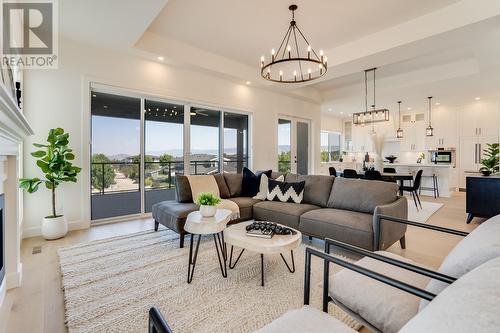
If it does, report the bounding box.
[0,80,33,311]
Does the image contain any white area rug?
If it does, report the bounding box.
[58,229,360,333]
[407,199,444,223]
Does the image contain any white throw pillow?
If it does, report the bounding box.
[419,213,500,310]
[253,174,284,200]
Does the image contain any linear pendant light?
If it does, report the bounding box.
[396,101,403,138]
[352,68,389,125]
[426,96,434,136]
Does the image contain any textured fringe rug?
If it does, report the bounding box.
[58,229,361,333]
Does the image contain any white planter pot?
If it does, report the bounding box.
[199,205,216,217]
[42,215,68,240]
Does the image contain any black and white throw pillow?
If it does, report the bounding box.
[241,167,272,197]
[267,179,305,203]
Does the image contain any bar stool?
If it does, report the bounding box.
[419,169,440,198]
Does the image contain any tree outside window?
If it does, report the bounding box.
[320,131,341,162]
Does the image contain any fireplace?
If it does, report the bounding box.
[0,194,4,284]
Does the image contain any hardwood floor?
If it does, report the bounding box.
[1,192,481,333]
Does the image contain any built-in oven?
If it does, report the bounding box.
[430,149,455,165]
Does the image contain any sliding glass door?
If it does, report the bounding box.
[144,99,185,212]
[90,88,249,221]
[90,92,141,220]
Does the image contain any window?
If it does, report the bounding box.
[90,87,250,220]
[224,112,248,173]
[320,131,341,162]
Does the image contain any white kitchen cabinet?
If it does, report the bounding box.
[459,134,498,188]
[460,101,499,137]
[426,106,458,149]
[400,113,426,152]
[351,123,373,152]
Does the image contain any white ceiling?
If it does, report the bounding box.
[148,0,459,66]
[57,0,500,114]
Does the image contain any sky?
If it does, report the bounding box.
[92,116,242,157]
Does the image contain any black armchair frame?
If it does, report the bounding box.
[149,307,174,333]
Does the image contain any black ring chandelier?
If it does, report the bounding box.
[260,4,327,83]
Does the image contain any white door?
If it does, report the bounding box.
[278,117,310,174]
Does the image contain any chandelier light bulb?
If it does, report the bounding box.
[279,70,283,81]
[271,48,275,61]
[293,70,297,81]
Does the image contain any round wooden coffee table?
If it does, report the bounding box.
[184,209,232,283]
[224,221,302,286]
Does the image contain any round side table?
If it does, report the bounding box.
[184,209,232,283]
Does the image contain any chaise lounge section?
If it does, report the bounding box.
[152,171,407,250]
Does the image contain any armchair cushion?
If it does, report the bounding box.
[401,256,500,333]
[420,213,500,310]
[254,305,356,333]
[330,251,430,333]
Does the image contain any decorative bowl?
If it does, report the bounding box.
[481,170,492,176]
[385,156,398,164]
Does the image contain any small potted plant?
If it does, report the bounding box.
[196,192,221,217]
[19,128,81,239]
[479,143,499,176]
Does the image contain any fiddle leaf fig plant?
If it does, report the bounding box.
[19,128,81,218]
[480,143,499,174]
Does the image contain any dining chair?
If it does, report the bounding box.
[364,170,383,180]
[400,170,423,210]
[342,169,359,178]
[383,167,396,173]
[328,167,337,177]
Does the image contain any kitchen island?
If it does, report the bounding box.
[384,163,457,197]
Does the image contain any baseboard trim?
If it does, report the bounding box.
[22,220,90,239]
[5,264,22,289]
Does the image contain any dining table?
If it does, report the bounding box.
[338,171,414,196]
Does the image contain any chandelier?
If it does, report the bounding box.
[260,5,327,83]
[352,68,389,125]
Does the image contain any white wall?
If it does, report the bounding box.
[321,114,344,133]
[22,38,321,235]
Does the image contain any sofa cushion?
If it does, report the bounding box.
[420,213,500,310]
[285,174,334,207]
[152,201,199,233]
[175,175,193,203]
[300,208,374,249]
[254,305,357,333]
[228,197,261,221]
[267,179,305,204]
[327,177,399,214]
[253,174,284,200]
[224,173,243,197]
[401,256,500,333]
[241,168,272,197]
[213,174,231,199]
[253,201,319,230]
[330,251,430,333]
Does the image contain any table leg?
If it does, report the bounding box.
[213,232,227,278]
[280,250,296,273]
[398,180,404,196]
[228,246,245,269]
[187,234,201,284]
[261,254,264,287]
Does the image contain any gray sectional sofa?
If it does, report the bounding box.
[152,172,408,250]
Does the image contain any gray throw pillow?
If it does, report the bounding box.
[284,174,334,207]
[213,174,231,199]
[327,177,398,214]
[175,174,193,203]
[224,173,243,197]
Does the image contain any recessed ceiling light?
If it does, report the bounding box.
[475,97,481,100]
[328,108,332,112]
[340,112,344,114]
[407,107,412,110]
[157,56,164,61]
[246,81,251,85]
[435,102,440,105]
